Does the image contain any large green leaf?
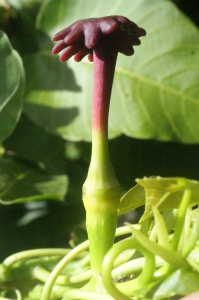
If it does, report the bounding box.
[0,156,68,204]
[24,0,199,143]
[0,31,24,142]
[23,51,81,139]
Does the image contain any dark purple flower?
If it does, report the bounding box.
[52,15,146,62]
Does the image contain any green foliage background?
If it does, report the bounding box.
[0,0,199,261]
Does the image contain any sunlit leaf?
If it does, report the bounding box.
[136,177,199,221]
[186,243,199,272]
[0,156,68,204]
[0,31,24,142]
[153,268,199,299]
[117,184,145,215]
[22,0,199,143]
[131,280,161,300]
[23,51,82,140]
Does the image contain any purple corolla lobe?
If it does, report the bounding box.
[51,15,146,62]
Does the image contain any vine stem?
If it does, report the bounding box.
[40,240,89,300]
[171,188,192,251]
[33,265,92,285]
[3,249,72,268]
[102,236,155,300]
[152,206,170,249]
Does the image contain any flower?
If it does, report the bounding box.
[51,15,146,62]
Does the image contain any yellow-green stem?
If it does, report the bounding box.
[83,132,120,274]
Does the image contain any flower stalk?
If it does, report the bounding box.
[83,44,120,274]
[52,15,146,275]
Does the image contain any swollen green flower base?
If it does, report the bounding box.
[83,131,120,275]
[1,177,199,300]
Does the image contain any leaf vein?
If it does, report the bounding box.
[181,98,199,140]
[116,67,199,105]
[160,90,183,140]
[137,46,199,73]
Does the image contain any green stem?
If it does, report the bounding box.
[112,256,164,279]
[83,200,120,274]
[3,249,71,268]
[33,265,92,285]
[171,188,192,251]
[182,213,199,257]
[0,248,72,283]
[15,290,22,300]
[40,241,89,300]
[152,206,170,249]
[102,236,155,300]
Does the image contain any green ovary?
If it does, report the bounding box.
[83,130,120,274]
[83,183,120,274]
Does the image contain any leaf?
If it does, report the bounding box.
[153,268,199,299]
[0,156,68,204]
[22,51,82,140]
[5,0,44,56]
[23,52,90,141]
[136,177,199,221]
[117,184,145,215]
[187,245,199,271]
[3,114,67,174]
[0,31,24,142]
[23,0,199,143]
[131,280,162,300]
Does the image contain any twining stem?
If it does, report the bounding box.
[40,241,89,300]
[83,44,120,274]
[171,188,192,251]
[102,236,155,300]
[3,249,71,268]
[152,206,170,249]
[183,213,199,257]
